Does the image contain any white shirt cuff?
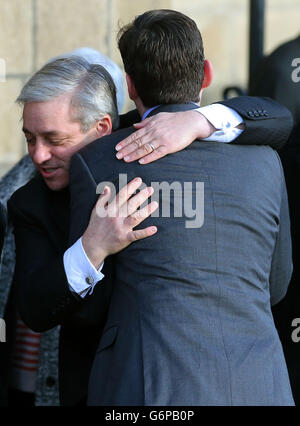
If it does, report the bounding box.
[197,104,244,143]
[63,237,104,298]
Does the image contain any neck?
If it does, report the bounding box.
[134,98,147,119]
[135,97,201,119]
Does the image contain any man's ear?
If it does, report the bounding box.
[201,59,213,89]
[94,115,112,137]
[126,74,138,101]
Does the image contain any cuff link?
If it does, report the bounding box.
[85,276,94,285]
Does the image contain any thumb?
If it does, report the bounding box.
[133,117,151,129]
[96,186,111,210]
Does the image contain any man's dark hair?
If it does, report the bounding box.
[118,9,205,107]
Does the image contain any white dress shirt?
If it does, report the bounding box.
[64,104,244,297]
[198,104,243,142]
[63,238,104,298]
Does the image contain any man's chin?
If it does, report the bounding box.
[42,177,69,191]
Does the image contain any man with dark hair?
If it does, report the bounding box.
[118,9,205,107]
[69,10,294,405]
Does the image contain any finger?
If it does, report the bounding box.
[96,186,111,207]
[120,186,154,217]
[138,145,168,164]
[108,177,142,214]
[95,186,111,216]
[121,141,157,163]
[133,117,152,129]
[115,122,151,152]
[132,123,146,129]
[116,133,154,160]
[126,201,159,227]
[127,226,158,243]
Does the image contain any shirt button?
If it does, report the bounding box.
[85,276,94,285]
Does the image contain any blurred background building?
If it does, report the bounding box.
[0,0,299,177]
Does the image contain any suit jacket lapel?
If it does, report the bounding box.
[48,188,70,252]
[34,176,70,253]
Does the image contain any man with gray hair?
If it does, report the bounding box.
[4,51,293,406]
[16,56,119,190]
[5,55,159,406]
[61,47,125,113]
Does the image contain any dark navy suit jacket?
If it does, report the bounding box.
[69,99,294,406]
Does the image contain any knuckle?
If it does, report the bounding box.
[127,231,137,242]
[95,206,105,217]
[138,191,149,204]
[132,231,139,241]
[115,229,124,243]
[129,132,138,142]
[139,208,148,219]
[133,139,143,149]
[130,214,139,225]
[106,206,115,218]
[157,144,167,154]
[144,143,153,154]
[132,203,141,215]
[129,181,140,193]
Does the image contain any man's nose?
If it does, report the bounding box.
[31,140,52,165]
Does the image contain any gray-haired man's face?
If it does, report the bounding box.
[22,93,110,191]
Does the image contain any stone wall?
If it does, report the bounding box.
[0,0,299,176]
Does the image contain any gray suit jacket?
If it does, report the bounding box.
[69,102,294,406]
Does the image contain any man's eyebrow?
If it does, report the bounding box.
[22,128,67,137]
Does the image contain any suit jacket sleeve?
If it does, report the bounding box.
[217,96,294,150]
[8,199,84,332]
[269,152,293,306]
[120,98,293,151]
